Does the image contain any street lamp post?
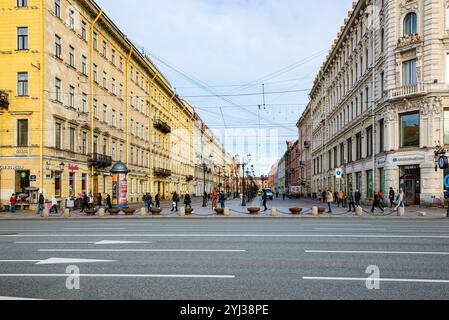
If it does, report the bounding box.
[236,154,251,206]
[202,163,208,207]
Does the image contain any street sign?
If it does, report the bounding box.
[335,168,343,179]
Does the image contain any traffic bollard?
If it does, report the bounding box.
[355,206,363,217]
[270,207,277,217]
[224,208,230,216]
[312,207,318,217]
[398,207,405,217]
[140,207,147,217]
[98,207,105,217]
[179,207,185,216]
[64,208,71,218]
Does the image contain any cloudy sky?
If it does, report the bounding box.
[96,0,354,175]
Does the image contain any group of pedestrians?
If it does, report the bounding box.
[323,188,406,213]
[144,193,161,211]
[79,192,112,213]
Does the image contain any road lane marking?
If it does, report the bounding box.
[314,228,387,231]
[39,249,246,253]
[303,276,449,284]
[305,250,449,255]
[0,296,43,300]
[0,274,235,279]
[0,258,116,265]
[15,240,153,245]
[3,234,449,239]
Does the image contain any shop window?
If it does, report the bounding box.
[15,170,30,194]
[366,170,373,199]
[81,174,87,193]
[379,119,385,152]
[400,112,420,147]
[444,109,449,145]
[54,171,62,197]
[69,173,75,196]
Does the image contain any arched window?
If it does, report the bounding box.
[404,12,417,35]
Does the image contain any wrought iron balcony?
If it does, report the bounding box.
[153,168,172,177]
[186,175,194,181]
[153,119,171,134]
[89,153,112,168]
[0,90,9,110]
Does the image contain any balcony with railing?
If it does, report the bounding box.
[186,175,194,181]
[154,168,172,177]
[153,119,171,134]
[89,153,112,168]
[386,82,426,100]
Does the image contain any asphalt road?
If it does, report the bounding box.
[1,218,449,300]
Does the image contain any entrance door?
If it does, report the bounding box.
[400,166,421,205]
[93,175,99,202]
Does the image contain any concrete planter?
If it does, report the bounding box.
[215,208,225,215]
[248,207,260,215]
[289,208,303,215]
[151,208,162,215]
[123,208,136,216]
[85,209,97,216]
[185,208,194,215]
[109,208,120,216]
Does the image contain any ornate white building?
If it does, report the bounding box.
[309,0,449,205]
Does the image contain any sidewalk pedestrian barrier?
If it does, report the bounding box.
[355,206,363,217]
[312,207,318,217]
[224,208,230,216]
[179,207,185,216]
[140,207,147,217]
[64,209,71,218]
[270,207,277,217]
[41,209,50,218]
[398,207,405,217]
[98,208,105,217]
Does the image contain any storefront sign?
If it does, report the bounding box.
[30,175,37,181]
[0,165,24,170]
[392,156,425,163]
[68,165,79,171]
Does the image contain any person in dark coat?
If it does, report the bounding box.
[106,194,112,211]
[371,192,385,213]
[219,191,226,209]
[171,192,179,212]
[262,191,268,211]
[322,191,326,203]
[354,189,362,206]
[37,193,45,215]
[389,187,395,208]
[155,193,160,208]
[184,193,192,208]
[144,193,153,211]
[80,192,88,213]
[97,193,102,207]
[347,191,356,212]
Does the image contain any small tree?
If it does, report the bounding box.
[0,91,9,109]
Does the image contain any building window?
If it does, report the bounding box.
[366,126,373,157]
[55,122,62,149]
[93,99,98,118]
[103,41,107,58]
[93,136,98,154]
[54,0,60,18]
[69,127,75,152]
[81,21,87,41]
[82,93,87,112]
[103,71,107,88]
[17,27,28,50]
[380,29,385,52]
[68,9,74,29]
[55,34,61,58]
[17,0,27,7]
[356,133,362,160]
[119,57,123,71]
[69,46,75,67]
[446,53,449,84]
[111,78,116,94]
[81,173,87,192]
[379,119,385,153]
[93,32,98,50]
[347,138,352,163]
[366,170,374,199]
[404,12,417,35]
[17,72,28,96]
[112,110,116,127]
[103,105,107,123]
[69,86,75,107]
[17,119,28,147]
[82,131,87,155]
[82,55,87,75]
[93,64,98,82]
[400,112,420,148]
[55,78,61,102]
[380,72,385,96]
[112,49,116,65]
[403,59,417,86]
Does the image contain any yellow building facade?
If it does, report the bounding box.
[0,0,200,207]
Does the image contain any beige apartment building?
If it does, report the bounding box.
[308,0,449,205]
[0,0,228,208]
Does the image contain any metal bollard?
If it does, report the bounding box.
[398,207,405,217]
[355,206,363,217]
[41,209,50,218]
[98,208,105,217]
[140,207,147,217]
[179,207,185,216]
[270,207,277,217]
[64,208,71,218]
[312,207,319,217]
[224,208,230,216]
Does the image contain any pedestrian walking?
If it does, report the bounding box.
[155,193,160,208]
[184,193,192,208]
[326,190,334,213]
[97,193,102,208]
[9,193,16,213]
[347,191,356,212]
[334,191,338,205]
[219,191,226,209]
[80,192,88,213]
[211,188,218,210]
[389,187,395,208]
[106,194,112,211]
[394,189,406,211]
[262,191,268,211]
[338,191,344,207]
[36,193,45,215]
[88,192,94,209]
[371,192,385,213]
[322,190,326,204]
[355,189,361,206]
[282,192,286,200]
[144,193,153,211]
[171,192,179,212]
[50,196,58,214]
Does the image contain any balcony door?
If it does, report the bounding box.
[403,58,417,86]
